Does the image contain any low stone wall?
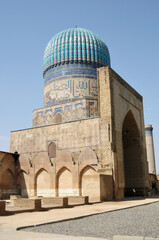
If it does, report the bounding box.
[42,197,68,207]
[12,198,41,210]
[68,196,89,205]
[0,201,5,215]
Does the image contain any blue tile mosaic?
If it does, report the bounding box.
[44,65,97,84]
[43,27,110,76]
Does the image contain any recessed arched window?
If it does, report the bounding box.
[48,142,56,158]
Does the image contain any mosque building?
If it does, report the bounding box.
[0,27,151,200]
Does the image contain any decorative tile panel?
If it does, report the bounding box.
[32,99,98,128]
[44,64,98,107]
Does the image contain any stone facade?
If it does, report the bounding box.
[7,67,149,201]
[98,67,149,198]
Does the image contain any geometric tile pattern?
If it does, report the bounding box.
[32,99,98,127]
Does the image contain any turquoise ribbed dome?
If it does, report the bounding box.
[43,27,110,75]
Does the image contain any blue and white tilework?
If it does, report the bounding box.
[44,64,98,107]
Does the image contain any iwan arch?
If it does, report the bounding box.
[2,27,149,200]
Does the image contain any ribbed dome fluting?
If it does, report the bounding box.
[43,27,110,76]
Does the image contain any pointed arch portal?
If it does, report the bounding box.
[122,111,145,197]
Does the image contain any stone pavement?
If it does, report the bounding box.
[0,198,159,240]
[0,231,107,240]
[113,236,159,240]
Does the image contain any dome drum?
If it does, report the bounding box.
[43,61,104,77]
[44,64,98,107]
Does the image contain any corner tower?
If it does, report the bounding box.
[33,27,110,127]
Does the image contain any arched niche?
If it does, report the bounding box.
[80,166,99,202]
[1,169,14,190]
[48,142,56,158]
[1,169,15,199]
[1,154,15,174]
[16,170,29,197]
[56,167,72,196]
[78,149,98,165]
[35,168,50,197]
[56,150,72,164]
[54,112,62,124]
[122,110,144,196]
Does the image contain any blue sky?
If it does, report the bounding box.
[0,0,159,173]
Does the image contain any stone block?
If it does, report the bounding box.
[42,197,68,207]
[68,196,89,205]
[34,199,42,210]
[113,236,143,240]
[0,201,5,215]
[12,198,41,210]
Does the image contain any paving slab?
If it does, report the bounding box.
[145,238,159,240]
[0,230,108,240]
[113,236,143,240]
[113,237,159,240]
